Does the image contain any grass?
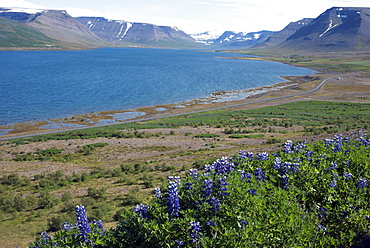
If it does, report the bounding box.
[1,101,370,247]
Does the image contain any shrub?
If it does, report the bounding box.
[30,131,370,247]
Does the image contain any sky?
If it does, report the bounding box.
[0,0,369,34]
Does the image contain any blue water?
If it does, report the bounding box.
[0,48,315,126]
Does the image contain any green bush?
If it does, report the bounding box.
[29,131,370,247]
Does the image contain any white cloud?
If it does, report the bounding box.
[1,0,370,34]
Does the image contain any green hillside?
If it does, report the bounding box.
[0,17,60,48]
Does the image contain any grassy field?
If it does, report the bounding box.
[1,99,370,247]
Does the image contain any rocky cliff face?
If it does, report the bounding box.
[0,8,108,49]
[75,17,200,48]
[277,7,370,52]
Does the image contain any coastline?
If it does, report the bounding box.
[0,74,319,139]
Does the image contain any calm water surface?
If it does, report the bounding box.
[0,48,316,126]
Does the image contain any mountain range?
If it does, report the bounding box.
[0,6,370,52]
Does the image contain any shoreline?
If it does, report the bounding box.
[0,74,320,139]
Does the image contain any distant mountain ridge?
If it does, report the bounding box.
[75,17,199,48]
[254,18,313,49]
[275,7,370,52]
[0,7,108,49]
[191,30,275,49]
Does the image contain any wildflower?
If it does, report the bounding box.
[257,152,269,161]
[41,231,51,245]
[294,141,307,153]
[62,222,74,231]
[75,205,91,243]
[329,173,338,187]
[202,179,213,198]
[213,157,234,174]
[318,225,327,234]
[189,169,198,180]
[356,178,369,189]
[207,196,221,212]
[283,140,293,154]
[175,240,184,247]
[329,162,338,170]
[238,169,252,182]
[168,180,181,217]
[93,220,105,234]
[255,168,266,182]
[133,204,149,219]
[282,175,289,189]
[218,176,229,196]
[154,187,162,198]
[206,219,215,226]
[189,221,202,243]
[318,207,328,221]
[204,164,214,173]
[238,219,248,229]
[343,172,353,180]
[248,189,257,195]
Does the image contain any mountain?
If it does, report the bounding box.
[191,30,275,49]
[0,16,59,48]
[0,7,108,49]
[275,7,370,52]
[253,18,313,49]
[75,17,200,48]
[190,30,225,46]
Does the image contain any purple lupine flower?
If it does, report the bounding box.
[207,196,221,212]
[257,152,269,161]
[283,140,293,154]
[238,150,247,159]
[40,231,51,245]
[133,204,149,219]
[356,178,369,189]
[248,189,257,195]
[93,220,105,234]
[294,141,307,153]
[329,162,338,170]
[318,207,328,221]
[218,176,229,196]
[154,187,162,198]
[175,240,184,247]
[189,169,198,180]
[189,221,201,243]
[343,172,353,180]
[318,225,327,234]
[238,219,248,229]
[282,175,289,189]
[75,205,91,243]
[206,219,215,226]
[329,173,339,187]
[204,164,214,173]
[255,168,266,182]
[213,157,234,174]
[238,169,252,182]
[168,180,181,217]
[62,222,74,231]
[202,179,213,199]
[273,157,282,170]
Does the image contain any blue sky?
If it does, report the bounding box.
[1,0,369,33]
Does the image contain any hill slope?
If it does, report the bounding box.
[0,17,59,48]
[75,17,200,48]
[276,7,370,52]
[253,18,313,49]
[0,8,109,49]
